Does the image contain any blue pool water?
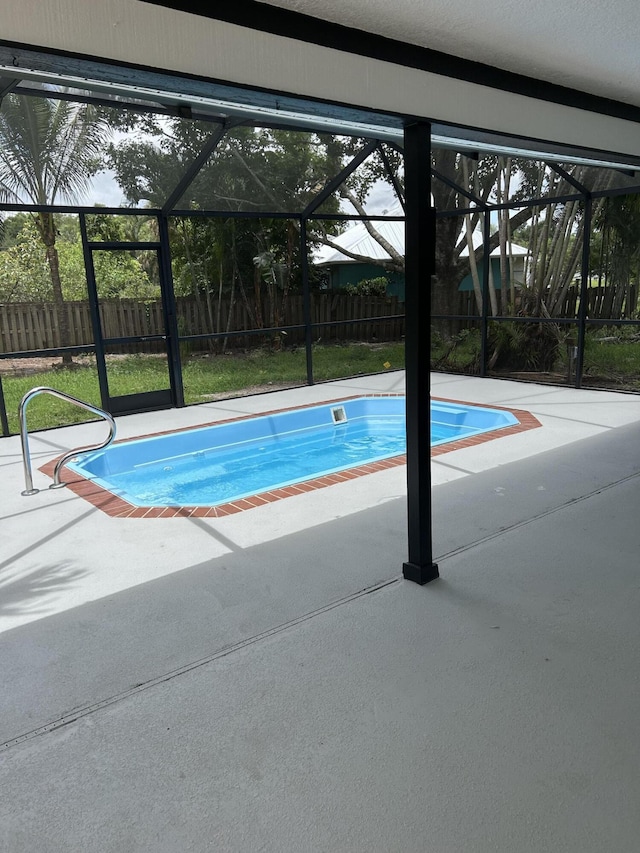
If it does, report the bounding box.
[67,397,518,507]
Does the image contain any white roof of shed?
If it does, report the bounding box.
[314,219,405,265]
[314,218,527,265]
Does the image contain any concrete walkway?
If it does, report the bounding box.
[2,373,640,851]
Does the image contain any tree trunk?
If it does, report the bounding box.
[216,259,224,352]
[497,158,512,313]
[432,261,467,336]
[460,158,483,315]
[39,213,73,366]
[464,211,483,315]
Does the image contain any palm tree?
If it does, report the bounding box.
[0,92,110,363]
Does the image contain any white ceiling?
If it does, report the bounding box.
[256,0,640,109]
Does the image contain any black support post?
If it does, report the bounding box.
[575,193,592,389]
[161,122,230,215]
[480,212,491,376]
[79,213,110,411]
[0,373,9,436]
[300,218,314,385]
[402,121,439,585]
[158,214,185,407]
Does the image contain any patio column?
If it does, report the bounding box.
[402,121,439,585]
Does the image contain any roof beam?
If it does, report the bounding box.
[431,167,486,208]
[377,143,405,212]
[547,162,589,195]
[162,121,237,214]
[0,76,19,105]
[302,139,378,218]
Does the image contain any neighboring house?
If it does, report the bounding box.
[313,217,406,298]
[457,230,528,293]
[314,216,528,301]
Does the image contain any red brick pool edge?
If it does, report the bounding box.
[39,395,542,518]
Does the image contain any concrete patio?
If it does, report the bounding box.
[2,371,640,851]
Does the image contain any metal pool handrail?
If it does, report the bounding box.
[19,387,116,496]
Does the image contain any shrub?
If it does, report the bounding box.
[343,276,389,297]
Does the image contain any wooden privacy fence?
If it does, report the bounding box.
[0,294,405,354]
[438,285,639,322]
[560,284,638,319]
[177,293,405,345]
[3,283,637,354]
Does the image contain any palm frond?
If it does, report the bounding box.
[0,93,111,205]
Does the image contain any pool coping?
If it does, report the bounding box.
[39,394,541,518]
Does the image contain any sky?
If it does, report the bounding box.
[88,169,130,208]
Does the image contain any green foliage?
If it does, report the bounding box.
[593,195,640,296]
[1,212,33,248]
[0,92,113,362]
[107,121,349,330]
[431,318,562,376]
[91,250,156,299]
[338,137,404,204]
[0,93,110,207]
[108,121,342,214]
[342,276,389,297]
[487,320,561,372]
[582,327,640,388]
[0,216,155,301]
[107,122,406,317]
[431,327,481,373]
[170,216,222,298]
[0,218,51,300]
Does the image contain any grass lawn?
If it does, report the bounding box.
[582,332,640,389]
[431,327,481,373]
[1,342,405,434]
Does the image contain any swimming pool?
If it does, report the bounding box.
[65,396,519,510]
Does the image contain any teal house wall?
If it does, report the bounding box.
[458,257,516,292]
[324,256,518,301]
[323,262,405,298]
